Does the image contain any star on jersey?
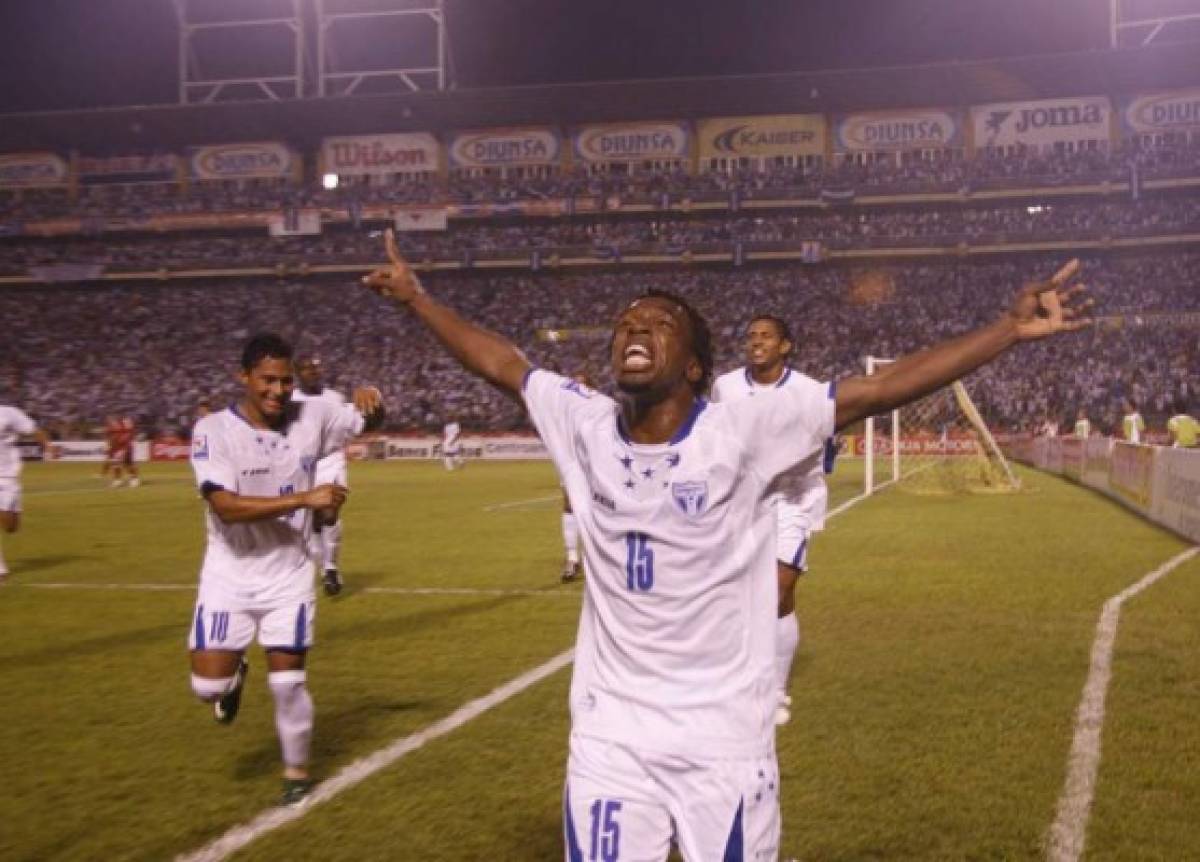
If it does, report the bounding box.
[614,444,685,502]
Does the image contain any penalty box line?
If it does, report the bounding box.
[1046,545,1200,862]
[176,485,879,861]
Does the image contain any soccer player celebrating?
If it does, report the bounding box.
[187,333,383,806]
[712,315,830,725]
[363,231,1088,859]
[0,402,50,583]
[291,357,355,596]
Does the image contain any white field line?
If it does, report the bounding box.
[174,649,576,862]
[25,479,191,498]
[174,482,881,861]
[482,494,561,512]
[1046,545,1200,862]
[18,582,581,598]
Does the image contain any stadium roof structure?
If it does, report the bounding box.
[1,40,1197,154]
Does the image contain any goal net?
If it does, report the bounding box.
[863,356,1020,496]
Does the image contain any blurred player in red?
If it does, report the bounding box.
[106,415,140,488]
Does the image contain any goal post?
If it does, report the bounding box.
[863,356,1020,496]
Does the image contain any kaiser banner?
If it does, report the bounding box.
[78,153,178,185]
[449,127,561,168]
[972,96,1112,151]
[834,108,962,153]
[0,152,69,188]
[1123,89,1200,135]
[322,133,439,176]
[573,121,689,163]
[697,115,826,159]
[191,142,294,181]
[151,437,191,462]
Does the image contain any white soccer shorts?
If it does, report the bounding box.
[775,501,810,571]
[564,733,781,862]
[187,600,316,652]
[0,478,21,513]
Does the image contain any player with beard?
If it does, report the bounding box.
[363,230,1089,859]
[711,316,830,725]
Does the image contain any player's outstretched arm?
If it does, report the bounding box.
[352,385,386,432]
[834,260,1091,431]
[205,484,347,524]
[362,230,530,395]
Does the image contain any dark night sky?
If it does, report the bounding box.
[0,0,1117,114]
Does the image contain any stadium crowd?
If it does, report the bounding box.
[1,196,1196,275]
[1,252,1197,440]
[2,136,1198,225]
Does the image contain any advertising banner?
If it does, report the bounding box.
[17,441,43,462]
[190,142,294,181]
[47,440,109,462]
[1060,437,1084,481]
[321,133,439,176]
[394,208,449,232]
[697,115,826,159]
[1082,436,1112,492]
[573,121,689,163]
[1151,448,1200,542]
[1123,89,1200,136]
[851,433,981,457]
[78,153,178,185]
[834,108,962,153]
[268,210,322,237]
[971,96,1112,150]
[1109,441,1155,510]
[380,435,548,460]
[151,438,191,462]
[448,127,561,168]
[0,152,69,188]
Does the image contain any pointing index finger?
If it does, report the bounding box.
[1049,258,1080,286]
[384,228,405,267]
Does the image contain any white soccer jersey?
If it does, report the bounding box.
[0,405,36,480]
[711,367,832,531]
[523,368,835,759]
[443,421,462,453]
[190,401,363,609]
[290,387,352,478]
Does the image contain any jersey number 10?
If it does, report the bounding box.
[624,532,654,592]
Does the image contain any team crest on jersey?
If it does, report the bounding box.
[192,434,209,461]
[670,480,708,518]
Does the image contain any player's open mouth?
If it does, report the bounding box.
[621,344,652,371]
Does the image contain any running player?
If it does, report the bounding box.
[442,418,463,470]
[712,315,830,725]
[291,357,354,596]
[363,232,1089,858]
[0,402,50,583]
[108,415,140,488]
[188,333,383,805]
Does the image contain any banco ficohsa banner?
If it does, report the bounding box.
[1123,89,1200,136]
[834,108,962,153]
[190,142,294,181]
[572,121,689,164]
[448,127,560,169]
[971,96,1112,150]
[697,115,825,160]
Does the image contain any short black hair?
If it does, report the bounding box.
[241,333,294,371]
[643,289,713,396]
[748,314,793,346]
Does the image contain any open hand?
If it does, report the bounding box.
[1009,259,1094,341]
[352,385,383,417]
[362,228,425,304]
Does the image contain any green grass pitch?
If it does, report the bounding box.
[1,459,1197,861]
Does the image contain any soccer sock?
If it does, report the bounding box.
[443,457,454,471]
[775,612,800,692]
[269,670,313,770]
[191,674,235,702]
[0,537,8,575]
[322,521,342,572]
[562,512,580,563]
